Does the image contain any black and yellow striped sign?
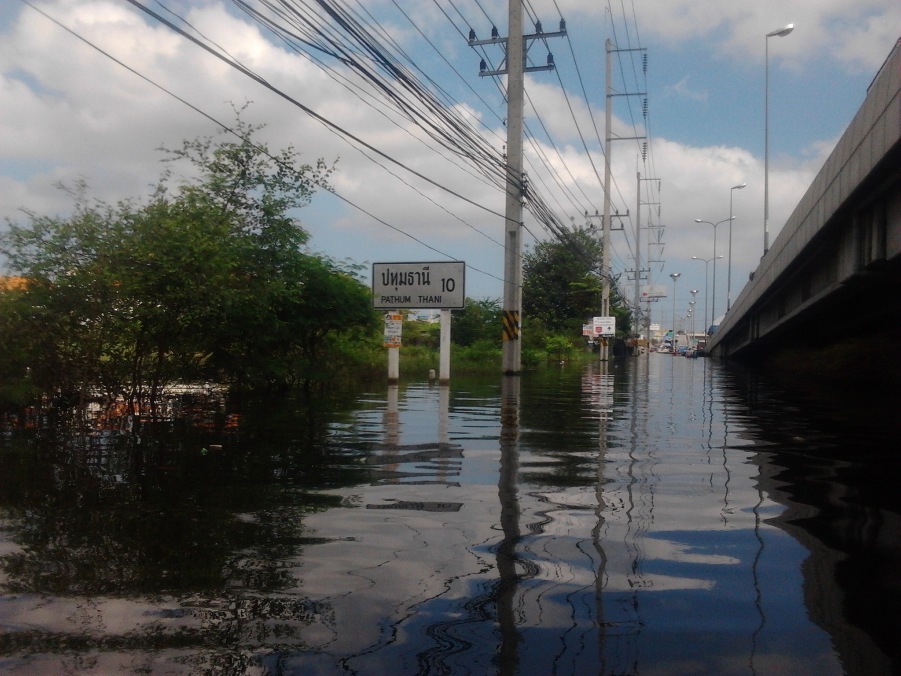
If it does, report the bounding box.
[502,310,520,341]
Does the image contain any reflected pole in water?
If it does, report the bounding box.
[591,361,613,673]
[750,465,766,676]
[438,385,450,447]
[497,375,522,674]
[385,385,400,448]
[721,374,733,525]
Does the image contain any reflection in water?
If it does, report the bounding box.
[497,375,521,676]
[1,361,899,673]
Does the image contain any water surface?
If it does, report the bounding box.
[1,356,898,674]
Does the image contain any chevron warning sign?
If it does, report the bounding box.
[502,310,520,341]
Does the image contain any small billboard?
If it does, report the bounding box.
[640,284,668,300]
[592,316,616,337]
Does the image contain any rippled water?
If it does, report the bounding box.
[1,356,898,674]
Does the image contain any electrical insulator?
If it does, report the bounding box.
[560,19,566,32]
[479,59,487,73]
[535,20,543,34]
[642,142,648,160]
[643,53,648,73]
[468,28,475,42]
[491,26,499,39]
[547,52,554,67]
[642,98,648,118]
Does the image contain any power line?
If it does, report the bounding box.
[17,0,505,286]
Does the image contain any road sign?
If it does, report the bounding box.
[372,262,465,309]
[641,284,668,300]
[383,313,403,348]
[592,316,616,337]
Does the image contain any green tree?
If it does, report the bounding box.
[523,228,631,336]
[452,297,502,347]
[0,109,376,406]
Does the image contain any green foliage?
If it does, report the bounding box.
[543,334,575,362]
[452,297,501,347]
[523,228,632,336]
[402,320,440,349]
[0,108,377,404]
[453,339,501,371]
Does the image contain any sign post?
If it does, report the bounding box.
[593,316,616,360]
[383,313,403,383]
[373,262,465,383]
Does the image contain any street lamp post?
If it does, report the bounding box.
[727,183,746,311]
[694,218,734,326]
[765,23,794,254]
[690,289,699,343]
[669,272,681,344]
[692,255,723,333]
[688,300,696,344]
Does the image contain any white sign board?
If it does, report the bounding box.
[373,262,465,309]
[641,284,668,300]
[383,313,403,348]
[593,316,616,337]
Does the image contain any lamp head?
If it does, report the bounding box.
[767,23,794,38]
[733,182,747,190]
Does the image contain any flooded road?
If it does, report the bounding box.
[1,355,899,674]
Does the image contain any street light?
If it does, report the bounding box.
[727,183,746,312]
[694,217,734,325]
[690,289,699,343]
[765,22,794,254]
[692,255,723,333]
[669,272,681,344]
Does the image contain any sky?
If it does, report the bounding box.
[1,0,898,333]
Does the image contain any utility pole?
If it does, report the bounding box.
[604,39,646,360]
[634,170,658,343]
[470,7,565,375]
[602,39,612,362]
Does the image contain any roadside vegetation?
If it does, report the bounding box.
[0,111,632,414]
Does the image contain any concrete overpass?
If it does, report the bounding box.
[708,38,901,367]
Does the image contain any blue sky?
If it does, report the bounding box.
[1,0,898,332]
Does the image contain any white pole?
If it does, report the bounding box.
[601,39,613,362]
[634,171,641,344]
[439,309,451,383]
[388,346,399,384]
[502,0,524,375]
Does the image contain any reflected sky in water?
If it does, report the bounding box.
[1,355,898,674]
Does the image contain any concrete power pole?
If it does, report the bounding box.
[502,0,524,375]
[604,39,647,360]
[601,39,613,363]
[471,6,565,375]
[635,170,658,344]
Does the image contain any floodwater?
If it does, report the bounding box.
[1,355,899,675]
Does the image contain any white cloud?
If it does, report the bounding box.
[665,76,708,103]
[0,0,894,300]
